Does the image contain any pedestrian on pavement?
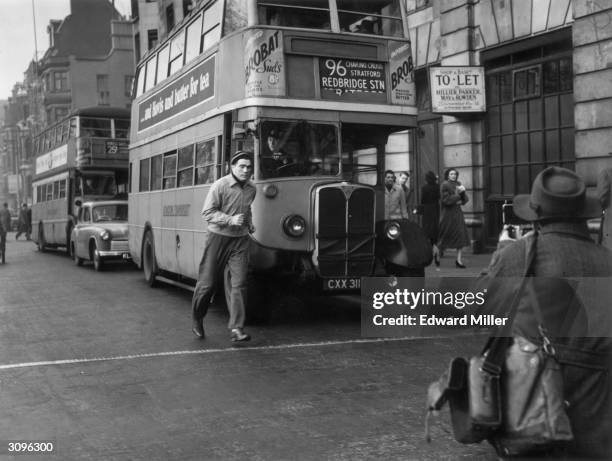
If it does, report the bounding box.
[384,170,408,220]
[15,203,31,240]
[191,151,256,342]
[0,202,11,264]
[597,166,612,249]
[397,171,415,217]
[475,166,612,458]
[437,168,469,268]
[420,171,441,266]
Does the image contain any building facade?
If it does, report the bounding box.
[131,0,197,62]
[0,0,135,208]
[406,0,612,248]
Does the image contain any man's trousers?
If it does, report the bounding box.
[191,232,249,329]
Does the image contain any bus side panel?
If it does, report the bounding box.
[149,191,163,270]
[128,192,144,267]
[174,187,196,279]
[160,189,177,273]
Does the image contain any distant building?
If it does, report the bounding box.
[38,0,135,126]
[1,0,135,207]
[131,0,197,63]
[404,0,612,248]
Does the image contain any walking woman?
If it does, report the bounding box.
[437,168,470,268]
[421,171,440,265]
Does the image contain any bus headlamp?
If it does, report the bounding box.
[282,214,306,238]
[100,230,110,240]
[385,221,401,240]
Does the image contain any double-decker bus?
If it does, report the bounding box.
[129,0,419,316]
[32,107,130,252]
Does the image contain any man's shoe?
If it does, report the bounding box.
[192,318,205,339]
[230,328,251,342]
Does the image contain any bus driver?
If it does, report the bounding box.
[191,151,256,343]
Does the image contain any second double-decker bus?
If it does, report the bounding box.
[129,0,419,317]
[32,107,130,253]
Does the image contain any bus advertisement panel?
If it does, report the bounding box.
[129,0,419,320]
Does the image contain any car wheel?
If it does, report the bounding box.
[71,242,83,266]
[92,244,104,272]
[142,231,158,287]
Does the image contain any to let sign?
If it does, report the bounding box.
[429,66,486,113]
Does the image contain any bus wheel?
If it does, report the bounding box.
[71,242,83,266]
[142,231,158,287]
[223,267,271,324]
[37,227,46,252]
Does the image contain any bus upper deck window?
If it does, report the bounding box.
[337,0,404,38]
[258,0,331,30]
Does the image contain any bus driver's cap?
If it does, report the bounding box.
[230,151,253,165]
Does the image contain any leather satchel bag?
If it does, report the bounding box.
[427,233,573,454]
[490,294,574,456]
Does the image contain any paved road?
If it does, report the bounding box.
[0,235,497,461]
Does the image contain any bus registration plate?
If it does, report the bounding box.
[323,277,361,291]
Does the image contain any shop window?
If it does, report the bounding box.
[513,66,540,100]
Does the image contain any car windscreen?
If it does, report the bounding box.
[92,204,128,222]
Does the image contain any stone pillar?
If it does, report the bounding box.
[573,1,612,187]
[439,0,485,253]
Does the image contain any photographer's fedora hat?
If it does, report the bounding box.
[513,166,600,221]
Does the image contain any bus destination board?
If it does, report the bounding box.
[319,57,386,103]
[138,55,216,132]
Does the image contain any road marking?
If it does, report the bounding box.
[0,333,483,371]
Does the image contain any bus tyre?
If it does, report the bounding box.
[71,242,83,266]
[92,244,104,271]
[223,267,271,324]
[142,231,158,287]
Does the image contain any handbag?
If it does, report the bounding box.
[427,232,574,454]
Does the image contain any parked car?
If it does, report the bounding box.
[70,200,130,271]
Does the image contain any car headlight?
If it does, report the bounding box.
[282,214,306,238]
[385,221,401,240]
[100,230,110,241]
